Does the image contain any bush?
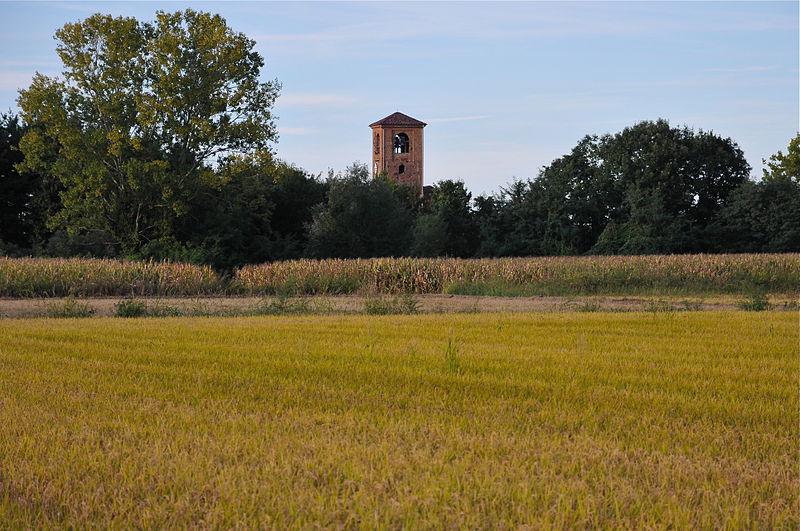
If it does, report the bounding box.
[363,295,420,315]
[738,293,771,311]
[115,299,148,317]
[45,297,96,318]
[644,300,676,313]
[248,295,313,316]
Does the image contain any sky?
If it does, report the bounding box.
[0,1,797,195]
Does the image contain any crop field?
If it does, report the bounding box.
[0,257,221,298]
[0,312,795,527]
[2,253,798,298]
[234,253,800,295]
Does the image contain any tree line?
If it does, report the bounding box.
[1,10,798,269]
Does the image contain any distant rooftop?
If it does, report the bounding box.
[369,112,427,127]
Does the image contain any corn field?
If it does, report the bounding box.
[1,254,797,297]
[234,254,800,295]
[0,257,222,297]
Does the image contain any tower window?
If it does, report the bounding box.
[398,164,405,174]
[374,133,380,154]
[393,133,409,154]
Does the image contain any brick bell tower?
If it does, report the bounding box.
[369,112,426,194]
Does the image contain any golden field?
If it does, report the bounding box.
[0,312,796,527]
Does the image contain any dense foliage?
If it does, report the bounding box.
[2,10,798,267]
[15,10,279,260]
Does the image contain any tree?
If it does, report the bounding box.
[0,113,61,253]
[592,185,689,254]
[762,133,799,184]
[528,137,619,255]
[173,154,327,268]
[16,10,279,254]
[410,213,449,257]
[473,120,749,256]
[306,163,413,258]
[530,120,748,254]
[475,180,544,257]
[0,113,33,250]
[427,179,479,257]
[603,120,749,230]
[712,134,800,252]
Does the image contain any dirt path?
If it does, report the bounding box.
[2,293,795,318]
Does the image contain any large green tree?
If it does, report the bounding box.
[16,10,279,253]
[474,181,543,257]
[603,120,750,230]
[306,163,413,258]
[413,180,479,257]
[171,154,327,268]
[712,133,800,252]
[762,133,799,184]
[474,120,749,256]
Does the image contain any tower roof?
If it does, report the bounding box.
[370,112,427,128]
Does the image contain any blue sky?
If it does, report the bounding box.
[0,1,797,195]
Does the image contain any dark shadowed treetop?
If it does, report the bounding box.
[306,162,413,258]
[0,114,32,248]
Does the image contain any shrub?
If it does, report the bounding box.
[363,294,420,315]
[738,293,771,311]
[249,296,314,316]
[644,300,676,313]
[115,299,148,318]
[45,297,96,318]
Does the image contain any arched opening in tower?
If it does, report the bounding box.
[393,133,409,154]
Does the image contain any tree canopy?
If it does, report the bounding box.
[474,120,751,256]
[711,133,800,253]
[306,163,413,258]
[16,9,279,253]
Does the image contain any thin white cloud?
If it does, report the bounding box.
[0,60,59,68]
[0,72,37,92]
[51,3,98,13]
[427,115,490,124]
[704,66,779,73]
[278,93,356,106]
[279,127,317,136]
[253,3,797,50]
[256,32,349,43]
[525,91,621,113]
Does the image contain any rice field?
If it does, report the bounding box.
[1,253,798,298]
[0,312,795,527]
